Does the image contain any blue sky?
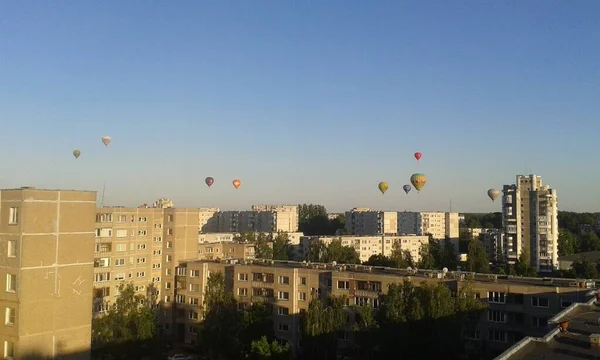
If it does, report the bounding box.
[1,1,599,213]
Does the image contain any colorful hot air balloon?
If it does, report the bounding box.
[410,173,427,192]
[232,179,241,189]
[73,150,81,159]
[414,152,422,161]
[205,177,214,187]
[101,136,111,147]
[403,184,412,194]
[487,189,501,202]
[378,182,389,195]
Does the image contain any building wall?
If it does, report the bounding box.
[345,209,398,236]
[398,211,460,240]
[0,188,96,359]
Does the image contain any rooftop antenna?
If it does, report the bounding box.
[449,198,453,213]
[100,180,106,207]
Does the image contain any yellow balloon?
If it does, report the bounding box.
[378,182,389,194]
[410,173,427,192]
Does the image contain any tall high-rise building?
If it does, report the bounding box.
[502,175,558,272]
[0,187,97,359]
[344,208,398,235]
[397,211,460,240]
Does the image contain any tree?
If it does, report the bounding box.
[418,243,438,269]
[572,259,599,279]
[390,241,413,268]
[351,304,379,360]
[466,239,489,273]
[248,336,291,360]
[255,232,274,259]
[92,282,159,359]
[298,204,346,235]
[513,249,537,277]
[271,231,291,260]
[558,229,578,256]
[300,296,346,360]
[440,238,458,270]
[579,231,600,252]
[363,254,395,267]
[306,238,360,264]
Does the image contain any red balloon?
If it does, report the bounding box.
[414,152,422,161]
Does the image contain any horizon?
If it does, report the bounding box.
[1,1,599,212]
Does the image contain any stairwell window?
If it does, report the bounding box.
[8,208,18,225]
[4,340,14,359]
[5,274,16,293]
[4,308,15,326]
[7,241,16,258]
[531,296,549,308]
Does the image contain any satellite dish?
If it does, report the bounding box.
[332,261,337,266]
[407,266,413,271]
[442,267,448,274]
[302,260,307,264]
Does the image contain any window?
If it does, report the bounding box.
[95,228,113,238]
[189,297,199,306]
[96,213,113,222]
[154,223,162,229]
[337,281,350,290]
[531,297,549,308]
[278,276,290,285]
[136,272,145,278]
[153,236,162,242]
[299,277,307,285]
[114,273,125,280]
[487,291,506,304]
[115,259,125,266]
[189,284,200,292]
[488,329,507,342]
[165,282,171,289]
[167,215,173,222]
[4,308,15,325]
[238,273,248,281]
[298,292,306,301]
[277,306,289,315]
[116,244,126,252]
[167,228,173,235]
[135,285,145,292]
[153,250,162,256]
[166,255,172,263]
[4,340,14,359]
[116,229,127,238]
[137,244,147,250]
[5,274,16,292]
[561,299,573,308]
[190,270,200,277]
[138,230,147,236]
[188,325,197,334]
[238,288,248,296]
[152,263,161,269]
[488,310,507,323]
[175,295,185,303]
[94,273,110,282]
[277,291,289,301]
[532,316,548,328]
[7,241,16,258]
[117,215,127,222]
[176,267,186,276]
[137,257,146,264]
[164,295,171,303]
[8,207,19,225]
[152,276,161,282]
[138,217,147,222]
[166,242,172,249]
[189,311,198,320]
[278,323,289,332]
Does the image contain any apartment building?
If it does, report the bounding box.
[198,207,219,233]
[251,205,299,233]
[344,208,398,236]
[172,259,595,359]
[502,175,559,272]
[216,206,299,234]
[198,233,236,243]
[298,235,429,263]
[0,187,97,359]
[198,242,257,261]
[479,229,504,263]
[398,211,460,240]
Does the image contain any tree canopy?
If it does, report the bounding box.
[306,238,361,264]
[298,204,347,235]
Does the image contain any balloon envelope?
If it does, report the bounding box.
[378,182,389,194]
[410,173,427,192]
[414,152,422,161]
[101,136,111,146]
[487,189,501,202]
[73,150,81,159]
[232,179,241,189]
[403,184,412,194]
[205,177,214,187]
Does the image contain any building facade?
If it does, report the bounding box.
[344,208,398,236]
[216,205,299,234]
[0,187,97,359]
[398,211,460,240]
[502,175,559,272]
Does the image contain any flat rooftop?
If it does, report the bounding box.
[180,259,597,289]
[497,301,600,360]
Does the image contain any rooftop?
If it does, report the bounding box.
[558,251,600,263]
[496,298,600,360]
[0,186,96,192]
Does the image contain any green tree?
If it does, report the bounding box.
[466,239,489,273]
[350,304,379,360]
[271,231,291,260]
[248,336,291,360]
[558,229,578,256]
[572,259,599,279]
[418,243,438,269]
[92,282,159,359]
[579,231,600,252]
[307,238,360,264]
[440,238,458,270]
[300,295,346,360]
[255,232,274,259]
[238,303,275,356]
[390,241,413,268]
[513,249,538,277]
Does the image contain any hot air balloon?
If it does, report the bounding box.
[378,182,389,195]
[232,179,241,189]
[403,184,412,194]
[73,150,81,159]
[414,152,422,161]
[410,173,427,192]
[487,189,501,202]
[205,177,214,187]
[101,136,111,147]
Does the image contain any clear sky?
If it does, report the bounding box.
[1,1,599,213]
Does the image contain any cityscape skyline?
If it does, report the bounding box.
[1,1,599,212]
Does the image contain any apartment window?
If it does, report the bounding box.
[167,215,174,222]
[561,299,573,308]
[337,281,350,290]
[4,308,15,326]
[95,228,113,238]
[298,292,307,301]
[278,323,289,332]
[5,274,16,292]
[153,236,163,242]
[8,207,19,225]
[167,228,173,235]
[117,215,127,222]
[189,311,199,320]
[487,291,506,304]
[166,242,172,249]
[152,263,161,269]
[238,273,248,281]
[113,258,124,266]
[4,340,14,359]
[189,284,200,292]
[114,273,125,281]
[164,295,171,303]
[277,291,289,301]
[299,277,307,285]
[116,244,126,252]
[277,306,289,315]
[189,298,199,306]
[152,277,161,282]
[278,276,290,285]
[154,223,162,229]
[488,310,507,323]
[238,288,248,296]
[166,255,172,263]
[165,268,172,276]
[466,330,480,340]
[165,282,172,289]
[532,316,548,328]
[137,257,146,264]
[137,244,147,250]
[488,330,507,342]
[153,250,162,256]
[135,285,145,292]
[175,295,185,303]
[94,273,110,282]
[177,267,187,276]
[7,241,16,258]
[96,213,113,222]
[190,270,200,277]
[136,272,145,278]
[138,217,147,222]
[188,325,198,334]
[116,229,127,238]
[531,297,549,308]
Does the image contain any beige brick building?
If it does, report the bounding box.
[0,187,97,359]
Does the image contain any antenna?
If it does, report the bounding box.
[449,198,453,213]
[101,180,107,207]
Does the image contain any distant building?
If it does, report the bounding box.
[398,211,460,240]
[216,205,299,233]
[344,208,398,235]
[557,251,600,271]
[502,174,559,272]
[479,229,504,262]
